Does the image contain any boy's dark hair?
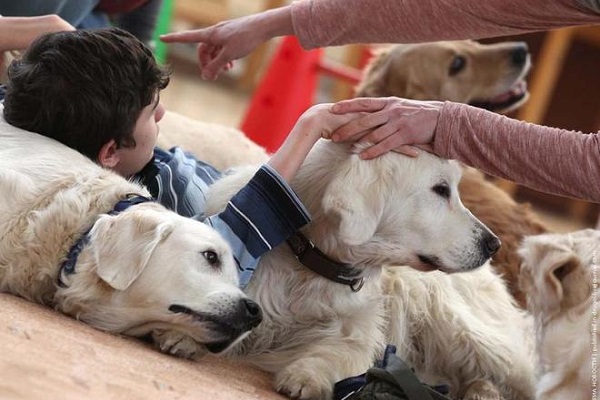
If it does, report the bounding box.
[3,27,170,161]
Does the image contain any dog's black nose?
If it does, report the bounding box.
[481,233,501,258]
[510,43,529,66]
[242,298,263,327]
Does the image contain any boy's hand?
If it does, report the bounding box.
[267,103,368,182]
[294,103,368,141]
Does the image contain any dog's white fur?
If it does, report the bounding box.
[0,117,261,353]
[156,140,535,400]
[519,229,599,400]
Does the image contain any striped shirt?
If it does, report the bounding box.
[134,147,310,287]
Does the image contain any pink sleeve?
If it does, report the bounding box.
[290,0,599,49]
[433,102,600,202]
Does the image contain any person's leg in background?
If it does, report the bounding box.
[112,0,164,47]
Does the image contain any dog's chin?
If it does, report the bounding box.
[167,304,257,352]
[205,330,251,354]
[470,80,529,114]
[414,254,444,272]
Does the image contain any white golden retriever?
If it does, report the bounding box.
[157,139,535,400]
[519,229,600,400]
[0,119,262,353]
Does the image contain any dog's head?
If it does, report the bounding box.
[356,40,530,113]
[56,204,262,354]
[518,229,598,325]
[295,141,500,273]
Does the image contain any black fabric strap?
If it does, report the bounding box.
[367,355,435,400]
[287,231,364,291]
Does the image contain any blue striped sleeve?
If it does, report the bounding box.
[204,165,311,287]
[136,148,311,288]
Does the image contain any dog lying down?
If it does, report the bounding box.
[519,229,599,400]
[356,39,550,308]
[154,137,535,400]
[0,119,262,353]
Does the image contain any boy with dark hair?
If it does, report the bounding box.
[2,27,364,288]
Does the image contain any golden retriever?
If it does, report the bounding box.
[155,122,535,400]
[356,40,550,308]
[356,40,530,113]
[0,115,262,354]
[519,229,599,400]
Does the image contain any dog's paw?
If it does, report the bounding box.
[461,379,504,400]
[274,358,333,400]
[151,330,206,359]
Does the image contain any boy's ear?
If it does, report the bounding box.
[98,139,120,169]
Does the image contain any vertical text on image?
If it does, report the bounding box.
[592,250,598,400]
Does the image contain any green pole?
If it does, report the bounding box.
[152,0,174,65]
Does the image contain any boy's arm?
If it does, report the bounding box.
[151,105,364,288]
[203,164,310,288]
[268,103,361,181]
[204,104,365,287]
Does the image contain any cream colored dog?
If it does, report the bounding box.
[355,40,549,309]
[519,229,599,400]
[155,137,535,400]
[0,118,262,354]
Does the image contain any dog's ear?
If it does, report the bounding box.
[321,159,385,246]
[90,210,174,291]
[520,237,588,317]
[354,47,395,97]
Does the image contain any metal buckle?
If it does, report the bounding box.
[350,277,365,292]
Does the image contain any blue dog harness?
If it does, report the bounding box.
[57,194,154,288]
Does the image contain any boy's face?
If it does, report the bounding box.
[111,96,165,177]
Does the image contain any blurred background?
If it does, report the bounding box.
[156,0,600,232]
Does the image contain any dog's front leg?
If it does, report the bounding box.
[151,329,207,359]
[266,336,382,400]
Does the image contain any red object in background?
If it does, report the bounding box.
[240,36,323,154]
[96,0,149,14]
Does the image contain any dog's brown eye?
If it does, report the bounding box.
[449,55,466,76]
[432,183,451,199]
[202,250,220,266]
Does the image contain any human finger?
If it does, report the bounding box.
[331,112,389,142]
[330,97,389,114]
[202,49,234,80]
[160,29,209,43]
[392,145,421,157]
[359,135,406,160]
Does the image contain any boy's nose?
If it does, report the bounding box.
[155,103,166,123]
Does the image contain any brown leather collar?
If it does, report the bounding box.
[287,232,365,292]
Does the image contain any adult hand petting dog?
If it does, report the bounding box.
[330,97,442,160]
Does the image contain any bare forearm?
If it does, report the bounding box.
[434,102,600,202]
[257,6,294,40]
[0,15,73,52]
[267,124,317,182]
[291,0,599,49]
